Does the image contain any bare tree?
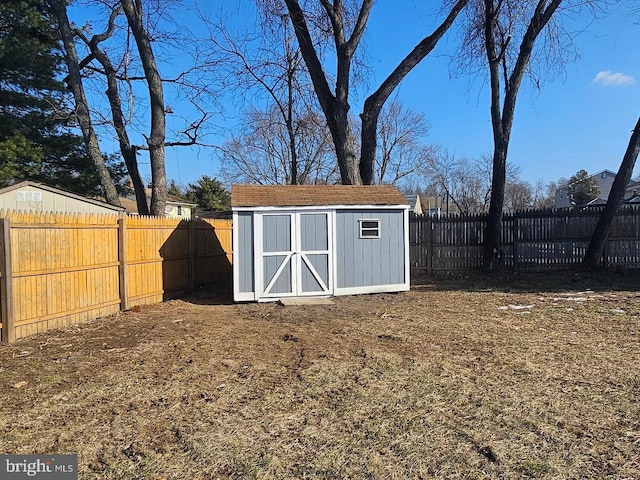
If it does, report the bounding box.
[583,117,640,269]
[456,0,578,268]
[426,151,491,215]
[359,0,469,184]
[504,180,534,212]
[120,0,167,216]
[69,0,216,215]
[426,151,533,214]
[218,106,338,185]
[375,99,436,187]
[283,0,469,184]
[201,4,323,185]
[74,4,149,214]
[47,0,121,206]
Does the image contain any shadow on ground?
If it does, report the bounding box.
[180,274,235,305]
[180,269,640,305]
[411,268,640,294]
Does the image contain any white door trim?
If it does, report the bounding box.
[255,210,333,300]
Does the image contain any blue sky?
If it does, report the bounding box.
[73,1,640,189]
[360,2,640,186]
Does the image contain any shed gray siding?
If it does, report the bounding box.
[263,214,291,252]
[300,213,328,250]
[302,254,329,292]
[335,209,405,288]
[237,212,254,293]
[264,255,292,294]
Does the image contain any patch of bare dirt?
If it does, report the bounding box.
[1,272,639,479]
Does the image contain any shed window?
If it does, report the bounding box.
[359,219,380,238]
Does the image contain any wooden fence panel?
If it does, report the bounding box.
[607,208,640,267]
[409,215,429,270]
[125,216,190,307]
[0,212,234,342]
[194,219,233,286]
[410,206,640,274]
[6,211,121,340]
[430,214,487,272]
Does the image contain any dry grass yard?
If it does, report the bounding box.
[1,272,639,479]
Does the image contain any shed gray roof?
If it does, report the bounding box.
[231,185,409,208]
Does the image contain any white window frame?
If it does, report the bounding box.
[17,191,43,202]
[359,219,381,239]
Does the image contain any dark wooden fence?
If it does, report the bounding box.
[410,205,640,273]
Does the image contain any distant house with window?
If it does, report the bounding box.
[0,181,125,215]
[555,169,617,208]
[120,190,196,218]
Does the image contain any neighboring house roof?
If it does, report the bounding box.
[405,193,419,206]
[584,197,607,207]
[404,194,423,214]
[591,169,617,178]
[119,197,140,214]
[231,185,410,208]
[420,195,449,209]
[0,180,125,212]
[625,180,640,195]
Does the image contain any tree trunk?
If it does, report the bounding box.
[83,30,149,215]
[482,0,562,270]
[333,105,361,185]
[48,0,121,206]
[359,0,468,185]
[284,0,370,185]
[285,63,298,185]
[583,117,640,269]
[483,147,507,269]
[120,0,167,216]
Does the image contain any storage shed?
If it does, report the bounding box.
[232,185,410,302]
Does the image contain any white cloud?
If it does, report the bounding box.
[592,70,636,86]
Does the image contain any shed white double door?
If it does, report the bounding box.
[256,211,333,300]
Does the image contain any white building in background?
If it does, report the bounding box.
[0,180,125,214]
[119,190,196,219]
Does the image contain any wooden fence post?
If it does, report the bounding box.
[0,218,15,343]
[189,219,196,289]
[427,217,433,275]
[513,215,519,273]
[118,216,129,311]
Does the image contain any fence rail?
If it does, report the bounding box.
[410,205,640,273]
[0,211,232,342]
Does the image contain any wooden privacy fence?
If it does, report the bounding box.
[0,211,232,343]
[410,205,640,273]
